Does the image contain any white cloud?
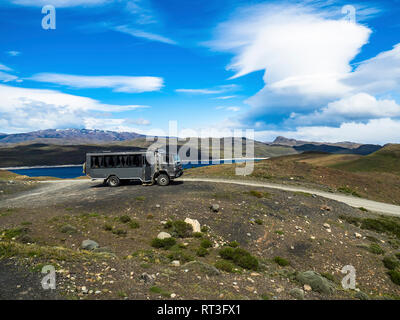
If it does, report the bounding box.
[216,106,240,112]
[0,84,149,133]
[345,44,400,95]
[207,2,372,113]
[288,93,400,125]
[6,51,21,57]
[114,25,177,45]
[0,63,13,72]
[214,95,237,100]
[254,118,400,145]
[9,0,109,7]
[0,71,18,83]
[29,73,164,93]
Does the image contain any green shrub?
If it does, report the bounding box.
[215,260,234,272]
[167,251,194,263]
[359,207,368,212]
[196,247,208,257]
[149,286,170,297]
[248,190,270,198]
[228,241,239,248]
[368,243,385,255]
[338,186,360,197]
[1,227,28,240]
[388,270,400,285]
[273,256,289,267]
[200,239,213,249]
[321,272,336,282]
[396,253,400,260]
[151,237,176,249]
[219,247,258,270]
[255,219,263,225]
[200,226,209,233]
[103,224,113,231]
[193,232,203,238]
[164,220,193,238]
[129,221,140,229]
[119,215,131,223]
[383,256,400,270]
[146,214,154,220]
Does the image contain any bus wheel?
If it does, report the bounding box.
[107,176,120,187]
[157,174,170,186]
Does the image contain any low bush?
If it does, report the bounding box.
[383,256,400,270]
[164,220,193,238]
[273,256,289,267]
[151,237,176,249]
[196,247,208,257]
[215,260,234,272]
[368,243,385,255]
[219,247,258,270]
[119,215,131,223]
[388,270,400,285]
[200,239,213,249]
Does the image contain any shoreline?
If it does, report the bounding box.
[1,158,269,171]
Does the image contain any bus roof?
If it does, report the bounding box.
[86,151,148,156]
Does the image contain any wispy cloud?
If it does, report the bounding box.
[29,73,164,93]
[214,95,237,100]
[216,106,240,112]
[0,63,13,72]
[176,84,239,95]
[6,51,21,57]
[114,25,177,45]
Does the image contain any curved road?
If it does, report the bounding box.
[2,178,400,216]
[181,177,400,217]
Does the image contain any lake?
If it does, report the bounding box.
[7,159,263,179]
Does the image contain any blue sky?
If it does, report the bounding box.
[0,0,400,144]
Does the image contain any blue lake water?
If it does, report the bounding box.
[8,159,260,179]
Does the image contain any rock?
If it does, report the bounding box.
[296,271,336,295]
[355,232,362,239]
[290,288,304,300]
[140,273,155,284]
[320,205,332,211]
[171,260,180,267]
[157,232,171,240]
[323,223,330,229]
[355,291,369,300]
[210,204,220,212]
[81,286,88,294]
[182,261,221,276]
[156,204,161,208]
[81,239,99,251]
[61,224,78,234]
[303,284,312,292]
[326,228,332,233]
[170,293,176,298]
[184,218,201,233]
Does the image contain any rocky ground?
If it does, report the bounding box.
[0,178,400,300]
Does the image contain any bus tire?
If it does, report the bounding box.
[157,173,170,186]
[107,175,120,187]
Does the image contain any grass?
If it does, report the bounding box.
[219,247,259,270]
[1,227,28,240]
[339,214,400,240]
[149,286,170,298]
[247,190,270,198]
[368,243,385,255]
[275,230,284,235]
[255,219,263,225]
[167,250,194,263]
[359,207,369,212]
[321,272,336,282]
[119,215,131,223]
[383,256,400,270]
[273,256,289,266]
[337,186,361,197]
[135,196,145,201]
[228,241,239,248]
[151,237,176,250]
[388,270,400,285]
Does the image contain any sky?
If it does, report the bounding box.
[0,0,400,144]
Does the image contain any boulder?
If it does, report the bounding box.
[184,218,201,233]
[157,232,171,240]
[296,271,336,295]
[81,239,99,251]
[60,224,78,234]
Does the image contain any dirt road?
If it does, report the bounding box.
[181,178,400,216]
[1,178,400,216]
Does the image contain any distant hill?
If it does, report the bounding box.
[331,144,400,176]
[0,129,145,144]
[272,136,381,155]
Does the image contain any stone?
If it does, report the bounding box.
[184,218,201,233]
[303,284,312,291]
[182,261,221,276]
[290,288,304,300]
[170,293,176,298]
[81,286,88,294]
[210,204,220,212]
[323,223,330,229]
[355,291,369,300]
[355,232,362,238]
[296,271,336,295]
[81,239,99,251]
[171,260,180,267]
[157,232,171,240]
[321,205,332,211]
[140,273,155,284]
